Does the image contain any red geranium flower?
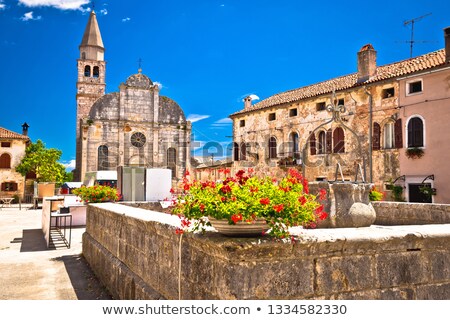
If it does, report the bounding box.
[273,204,284,213]
[260,198,270,205]
[231,213,243,224]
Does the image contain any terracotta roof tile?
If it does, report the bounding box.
[231,49,447,116]
[0,127,29,140]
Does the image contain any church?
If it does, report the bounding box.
[74,11,191,182]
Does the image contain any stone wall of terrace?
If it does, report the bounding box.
[373,201,450,225]
[82,203,450,300]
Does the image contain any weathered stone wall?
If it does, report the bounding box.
[373,201,450,225]
[83,203,450,300]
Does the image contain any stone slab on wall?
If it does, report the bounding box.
[83,203,450,300]
[373,201,450,225]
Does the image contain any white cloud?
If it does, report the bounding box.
[122,17,131,22]
[21,11,42,21]
[61,159,76,171]
[187,114,210,123]
[211,118,232,127]
[99,8,107,15]
[153,81,163,90]
[241,93,260,101]
[0,1,5,10]
[18,0,90,10]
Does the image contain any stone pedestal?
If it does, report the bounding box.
[310,182,375,228]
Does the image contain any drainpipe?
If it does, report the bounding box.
[364,86,373,183]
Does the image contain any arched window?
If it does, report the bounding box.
[233,143,240,161]
[269,137,277,159]
[84,65,91,77]
[167,148,177,178]
[0,153,11,169]
[373,122,380,150]
[289,132,299,158]
[309,132,316,156]
[318,131,326,154]
[407,117,424,147]
[93,66,100,78]
[384,122,395,149]
[97,145,108,170]
[333,127,345,153]
[240,142,247,161]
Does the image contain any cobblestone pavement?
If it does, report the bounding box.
[0,205,112,300]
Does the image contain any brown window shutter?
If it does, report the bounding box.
[333,127,345,153]
[373,122,381,150]
[309,132,316,155]
[233,143,239,161]
[394,119,403,149]
[240,142,247,161]
[1,183,5,191]
[326,129,332,153]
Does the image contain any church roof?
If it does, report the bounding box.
[231,49,447,117]
[125,72,153,89]
[89,92,120,120]
[159,96,186,123]
[0,127,29,140]
[80,11,104,49]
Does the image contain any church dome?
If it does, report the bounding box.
[125,71,153,89]
[89,92,120,120]
[159,96,186,123]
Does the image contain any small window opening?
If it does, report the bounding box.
[239,120,245,127]
[289,108,298,117]
[1,142,11,148]
[316,102,326,111]
[84,65,91,77]
[382,87,395,99]
[268,113,276,121]
[93,66,100,78]
[408,81,422,94]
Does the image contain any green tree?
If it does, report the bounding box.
[16,139,71,184]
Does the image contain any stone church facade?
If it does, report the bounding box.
[74,11,191,182]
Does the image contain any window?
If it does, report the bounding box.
[289,108,298,117]
[81,52,86,60]
[309,133,316,156]
[130,132,146,148]
[384,122,395,149]
[289,132,299,157]
[407,80,423,95]
[167,148,177,178]
[239,120,245,127]
[333,127,345,153]
[84,65,91,77]
[93,66,100,78]
[382,87,395,99]
[233,143,240,161]
[240,142,247,161]
[1,182,17,192]
[373,122,381,150]
[316,102,326,111]
[98,145,108,170]
[0,153,11,168]
[318,131,326,154]
[334,98,345,106]
[269,137,277,159]
[268,113,276,121]
[407,117,424,147]
[1,142,11,148]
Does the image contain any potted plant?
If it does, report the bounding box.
[419,185,436,200]
[405,147,424,159]
[172,168,328,239]
[72,185,121,203]
[369,186,384,201]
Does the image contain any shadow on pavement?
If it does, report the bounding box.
[52,254,113,300]
[11,229,52,252]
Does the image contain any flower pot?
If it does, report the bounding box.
[208,217,269,237]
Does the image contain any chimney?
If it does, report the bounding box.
[357,44,377,83]
[444,27,450,62]
[244,96,252,109]
[21,122,29,136]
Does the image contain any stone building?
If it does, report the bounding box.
[74,11,191,182]
[230,27,450,204]
[0,124,30,199]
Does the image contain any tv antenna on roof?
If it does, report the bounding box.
[403,13,432,58]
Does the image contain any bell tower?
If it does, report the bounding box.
[75,10,106,181]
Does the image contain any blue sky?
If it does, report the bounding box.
[1,0,449,171]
